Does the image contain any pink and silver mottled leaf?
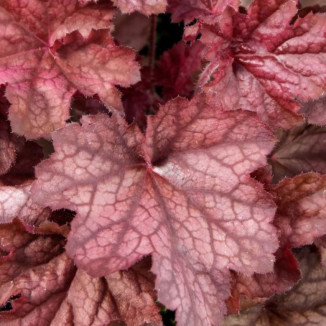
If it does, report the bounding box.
[270,125,326,183]
[202,0,326,129]
[271,173,326,248]
[112,0,167,15]
[0,1,139,139]
[0,184,50,225]
[32,95,278,326]
[224,247,326,326]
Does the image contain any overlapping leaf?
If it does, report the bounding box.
[270,124,326,183]
[224,247,326,326]
[271,173,326,248]
[200,0,326,129]
[230,247,300,304]
[0,219,161,326]
[32,96,278,326]
[0,0,140,139]
[228,172,326,308]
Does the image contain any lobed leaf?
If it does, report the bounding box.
[0,1,140,139]
[32,96,278,326]
[0,219,161,326]
[201,0,326,129]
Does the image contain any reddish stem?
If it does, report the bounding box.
[149,15,157,77]
[148,15,158,112]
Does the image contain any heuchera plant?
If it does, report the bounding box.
[0,0,325,325]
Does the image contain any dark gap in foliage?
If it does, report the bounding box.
[155,85,163,98]
[160,304,176,326]
[187,18,197,26]
[139,44,149,57]
[50,209,76,226]
[0,294,21,312]
[69,91,109,124]
[239,6,248,14]
[156,14,184,59]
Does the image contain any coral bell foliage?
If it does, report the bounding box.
[0,0,326,325]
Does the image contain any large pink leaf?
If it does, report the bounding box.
[32,96,278,326]
[0,219,160,326]
[0,1,140,139]
[270,125,326,183]
[201,0,326,129]
[224,247,326,326]
[112,0,167,15]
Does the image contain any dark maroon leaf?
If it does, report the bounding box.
[224,247,326,326]
[270,124,326,183]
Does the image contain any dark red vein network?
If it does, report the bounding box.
[32,95,278,326]
[0,0,140,139]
